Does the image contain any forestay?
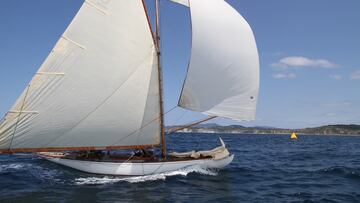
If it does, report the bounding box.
[0,0,161,152]
[177,0,260,121]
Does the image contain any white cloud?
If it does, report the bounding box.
[329,74,343,80]
[271,56,339,69]
[272,73,296,79]
[350,70,360,80]
[322,101,351,107]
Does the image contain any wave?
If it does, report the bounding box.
[29,165,64,183]
[317,166,360,179]
[0,161,65,185]
[0,163,30,172]
[74,165,218,185]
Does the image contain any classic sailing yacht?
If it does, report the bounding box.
[0,0,259,176]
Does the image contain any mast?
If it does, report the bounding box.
[155,0,166,158]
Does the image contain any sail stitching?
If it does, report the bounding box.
[8,111,38,114]
[61,36,86,50]
[36,72,65,76]
[84,0,109,15]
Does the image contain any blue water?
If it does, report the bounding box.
[1,133,360,202]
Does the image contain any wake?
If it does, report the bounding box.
[74,165,218,185]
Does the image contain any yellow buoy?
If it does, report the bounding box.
[290,132,298,140]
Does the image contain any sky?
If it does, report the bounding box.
[0,0,359,129]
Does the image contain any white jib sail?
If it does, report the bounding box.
[178,0,260,121]
[0,0,160,151]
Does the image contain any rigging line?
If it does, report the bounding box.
[169,110,187,127]
[136,51,164,148]
[42,48,156,148]
[8,84,32,151]
[167,116,218,135]
[123,153,135,164]
[111,105,178,146]
[149,161,166,175]
[165,105,178,115]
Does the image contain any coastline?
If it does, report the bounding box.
[167,124,360,136]
[169,131,360,136]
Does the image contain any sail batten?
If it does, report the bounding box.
[0,0,161,150]
[178,0,260,121]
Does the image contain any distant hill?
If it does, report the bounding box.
[166,124,360,135]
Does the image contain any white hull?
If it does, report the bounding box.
[43,154,234,176]
[39,138,234,176]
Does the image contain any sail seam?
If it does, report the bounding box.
[8,111,38,114]
[84,0,109,15]
[36,72,65,76]
[61,36,86,50]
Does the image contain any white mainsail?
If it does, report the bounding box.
[173,0,260,121]
[0,0,160,152]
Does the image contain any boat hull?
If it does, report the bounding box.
[42,155,234,176]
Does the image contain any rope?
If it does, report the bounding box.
[169,110,187,127]
[123,153,135,164]
[9,84,31,150]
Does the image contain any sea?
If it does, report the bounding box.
[0,133,359,203]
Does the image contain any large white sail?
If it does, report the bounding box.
[0,0,160,152]
[177,0,260,121]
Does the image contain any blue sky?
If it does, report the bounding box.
[0,0,359,129]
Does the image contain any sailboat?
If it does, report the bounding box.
[291,132,298,140]
[0,0,259,176]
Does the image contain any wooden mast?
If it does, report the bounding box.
[155,0,166,159]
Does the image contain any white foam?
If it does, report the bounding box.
[74,165,218,185]
[29,165,63,182]
[0,163,27,172]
